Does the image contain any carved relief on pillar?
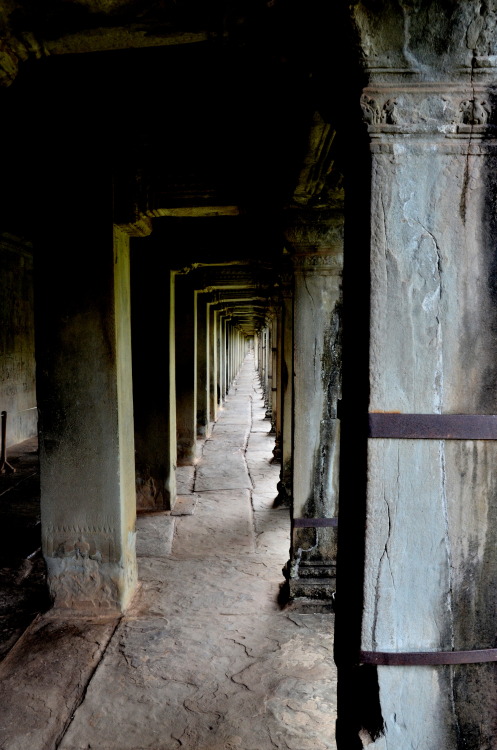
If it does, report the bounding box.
[283,208,344,277]
[291,250,343,276]
[360,83,497,139]
[42,523,129,610]
[43,523,116,560]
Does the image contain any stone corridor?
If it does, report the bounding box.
[0,354,337,750]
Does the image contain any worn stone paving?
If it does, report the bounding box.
[0,354,337,750]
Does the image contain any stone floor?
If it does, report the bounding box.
[0,436,49,661]
[0,354,337,750]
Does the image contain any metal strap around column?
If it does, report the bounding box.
[293,518,338,528]
[368,413,497,440]
[360,648,497,666]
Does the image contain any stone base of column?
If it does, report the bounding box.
[285,559,336,601]
[271,437,282,463]
[177,442,196,466]
[136,477,163,511]
[273,478,291,508]
[43,527,138,613]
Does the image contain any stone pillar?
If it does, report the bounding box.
[276,274,293,505]
[264,319,273,421]
[217,313,222,405]
[218,313,225,404]
[36,216,138,612]
[175,273,197,465]
[196,291,210,438]
[343,4,497,747]
[258,327,266,402]
[227,320,233,387]
[285,210,343,600]
[270,309,281,448]
[131,245,177,510]
[220,314,228,402]
[207,301,218,426]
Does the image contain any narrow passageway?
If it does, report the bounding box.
[59,353,337,750]
[0,354,337,750]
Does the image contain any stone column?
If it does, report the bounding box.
[270,308,281,451]
[345,4,497,747]
[36,217,138,612]
[221,314,228,402]
[175,273,197,465]
[227,320,233,387]
[131,245,177,510]
[218,313,226,404]
[275,273,293,505]
[258,327,266,403]
[285,210,343,600]
[196,291,210,438]
[207,301,218,427]
[264,318,273,421]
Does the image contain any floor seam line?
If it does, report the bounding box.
[53,614,123,750]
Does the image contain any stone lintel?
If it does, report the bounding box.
[116,216,153,237]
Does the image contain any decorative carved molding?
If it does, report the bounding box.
[360,94,398,125]
[459,98,491,125]
[43,524,116,562]
[46,555,121,610]
[361,84,497,137]
[292,251,343,274]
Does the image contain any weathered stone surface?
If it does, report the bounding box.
[172,490,255,558]
[350,0,497,82]
[253,510,291,556]
[284,217,342,599]
[170,494,199,516]
[175,275,197,466]
[356,46,497,747]
[0,235,37,447]
[176,465,195,495]
[0,355,336,750]
[194,455,251,492]
[0,614,117,750]
[58,612,336,750]
[37,223,137,612]
[135,514,175,557]
[131,249,176,512]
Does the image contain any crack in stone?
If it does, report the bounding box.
[372,483,393,651]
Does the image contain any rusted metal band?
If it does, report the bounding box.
[360,649,497,666]
[293,518,338,528]
[368,413,497,440]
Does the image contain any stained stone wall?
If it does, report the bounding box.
[0,235,37,447]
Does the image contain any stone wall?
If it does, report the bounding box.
[0,234,37,447]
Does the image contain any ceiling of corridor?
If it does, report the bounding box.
[1,0,352,335]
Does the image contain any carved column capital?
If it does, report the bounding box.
[283,208,344,275]
[360,82,497,144]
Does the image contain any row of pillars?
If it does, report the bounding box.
[35,209,252,612]
[254,210,344,600]
[133,263,251,511]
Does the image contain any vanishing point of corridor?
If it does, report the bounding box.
[0,354,337,750]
